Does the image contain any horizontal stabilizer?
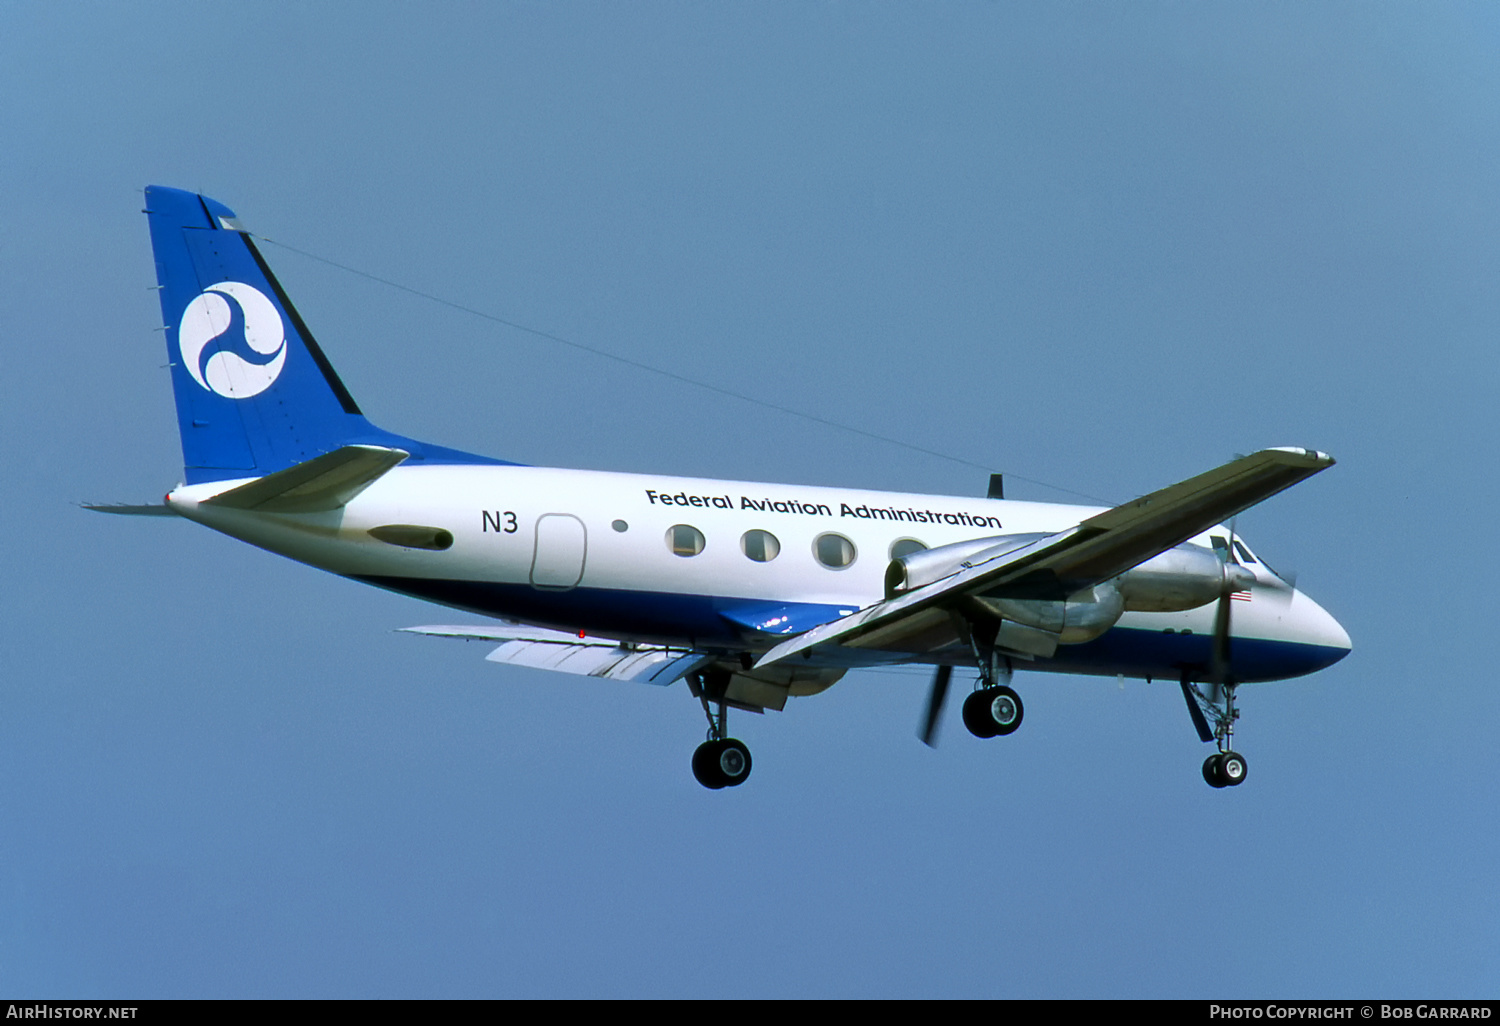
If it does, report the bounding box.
[203,445,409,513]
[82,503,179,517]
[401,625,715,686]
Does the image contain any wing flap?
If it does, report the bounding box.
[401,625,714,686]
[484,639,714,685]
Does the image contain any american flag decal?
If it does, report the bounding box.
[1230,590,1252,603]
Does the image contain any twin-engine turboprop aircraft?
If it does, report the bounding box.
[94,186,1351,790]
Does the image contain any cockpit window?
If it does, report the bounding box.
[1232,540,1257,565]
[1210,536,1236,564]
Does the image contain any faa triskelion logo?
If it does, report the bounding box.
[178,281,287,399]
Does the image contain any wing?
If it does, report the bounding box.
[401,624,716,685]
[756,447,1334,668]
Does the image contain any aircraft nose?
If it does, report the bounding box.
[1289,588,1352,669]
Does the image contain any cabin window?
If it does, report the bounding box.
[667,524,705,557]
[814,532,857,569]
[741,529,780,562]
[612,520,629,533]
[890,538,927,560]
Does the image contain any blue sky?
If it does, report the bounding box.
[2,1,1497,997]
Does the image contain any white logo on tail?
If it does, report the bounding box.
[178,282,287,398]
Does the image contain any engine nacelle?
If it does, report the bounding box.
[885,533,1049,598]
[1115,543,1255,612]
[884,534,1256,648]
[972,582,1127,645]
[886,533,1126,645]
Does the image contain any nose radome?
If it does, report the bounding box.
[1292,588,1352,665]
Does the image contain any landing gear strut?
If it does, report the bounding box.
[689,674,752,790]
[1183,673,1248,788]
[958,617,1025,740]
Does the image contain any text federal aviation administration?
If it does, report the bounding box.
[644,489,1005,531]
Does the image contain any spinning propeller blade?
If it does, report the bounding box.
[1209,518,1240,689]
[1210,585,1234,687]
[919,664,952,748]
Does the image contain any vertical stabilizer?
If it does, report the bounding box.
[144,186,504,483]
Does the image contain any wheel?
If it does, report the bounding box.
[717,738,752,787]
[1202,753,1228,788]
[692,738,752,789]
[962,686,1024,738]
[692,740,728,789]
[988,686,1023,736]
[1218,750,1248,787]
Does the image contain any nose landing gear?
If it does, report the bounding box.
[1202,749,1248,788]
[1182,672,1248,788]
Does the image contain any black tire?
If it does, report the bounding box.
[1203,753,1228,788]
[692,740,728,789]
[962,689,999,738]
[717,738,752,787]
[963,686,1024,737]
[1218,750,1248,787]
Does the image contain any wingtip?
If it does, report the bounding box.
[1265,446,1335,467]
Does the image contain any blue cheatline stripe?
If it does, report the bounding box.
[1034,625,1349,682]
[356,575,1349,681]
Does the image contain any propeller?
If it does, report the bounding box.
[1207,519,1241,693]
[919,664,952,748]
[1260,562,1298,593]
[1182,520,1245,744]
[1184,516,1282,745]
[1207,589,1234,694]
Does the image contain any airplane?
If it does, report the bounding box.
[92,185,1352,791]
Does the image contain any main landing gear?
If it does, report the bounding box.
[689,678,752,790]
[961,619,1025,740]
[918,615,1029,747]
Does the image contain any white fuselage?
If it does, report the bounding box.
[169,463,1350,681]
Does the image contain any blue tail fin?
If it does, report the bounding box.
[145,186,506,484]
